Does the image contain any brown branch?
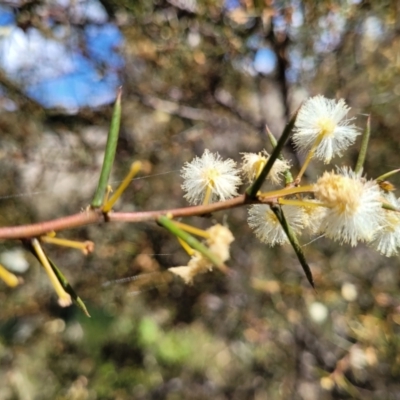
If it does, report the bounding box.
[0,210,103,240]
[108,194,253,223]
[0,194,265,240]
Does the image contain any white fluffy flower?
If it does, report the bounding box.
[301,199,327,235]
[181,149,242,205]
[241,150,291,185]
[293,95,360,163]
[371,192,400,256]
[314,167,383,246]
[248,204,304,246]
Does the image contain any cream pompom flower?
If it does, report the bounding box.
[293,95,360,163]
[241,150,291,185]
[301,199,327,235]
[371,192,400,256]
[248,204,304,246]
[181,149,242,205]
[314,167,383,246]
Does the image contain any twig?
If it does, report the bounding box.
[0,194,265,240]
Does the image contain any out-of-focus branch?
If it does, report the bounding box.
[134,92,260,133]
[0,67,44,114]
[268,15,290,120]
[142,95,213,122]
[213,89,262,130]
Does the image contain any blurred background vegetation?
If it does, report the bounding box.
[1,0,400,399]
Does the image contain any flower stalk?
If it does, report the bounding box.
[40,235,95,255]
[0,264,21,287]
[31,238,72,307]
[103,161,142,212]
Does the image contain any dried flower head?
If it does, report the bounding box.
[206,224,234,262]
[248,204,304,246]
[314,167,383,246]
[371,192,400,256]
[181,149,242,205]
[293,95,360,163]
[241,150,291,185]
[169,252,211,284]
[169,224,234,284]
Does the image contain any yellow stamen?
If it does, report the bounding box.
[31,238,72,307]
[172,221,209,239]
[0,263,21,287]
[178,237,195,256]
[40,236,95,255]
[103,161,142,212]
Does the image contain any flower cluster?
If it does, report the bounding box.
[180,95,400,257]
[1,94,397,306]
[181,149,292,206]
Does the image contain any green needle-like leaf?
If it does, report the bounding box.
[246,112,297,198]
[355,115,371,174]
[270,205,315,288]
[157,216,225,271]
[91,87,122,208]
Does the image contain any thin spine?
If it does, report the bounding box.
[246,111,297,198]
[270,205,315,288]
[266,125,293,184]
